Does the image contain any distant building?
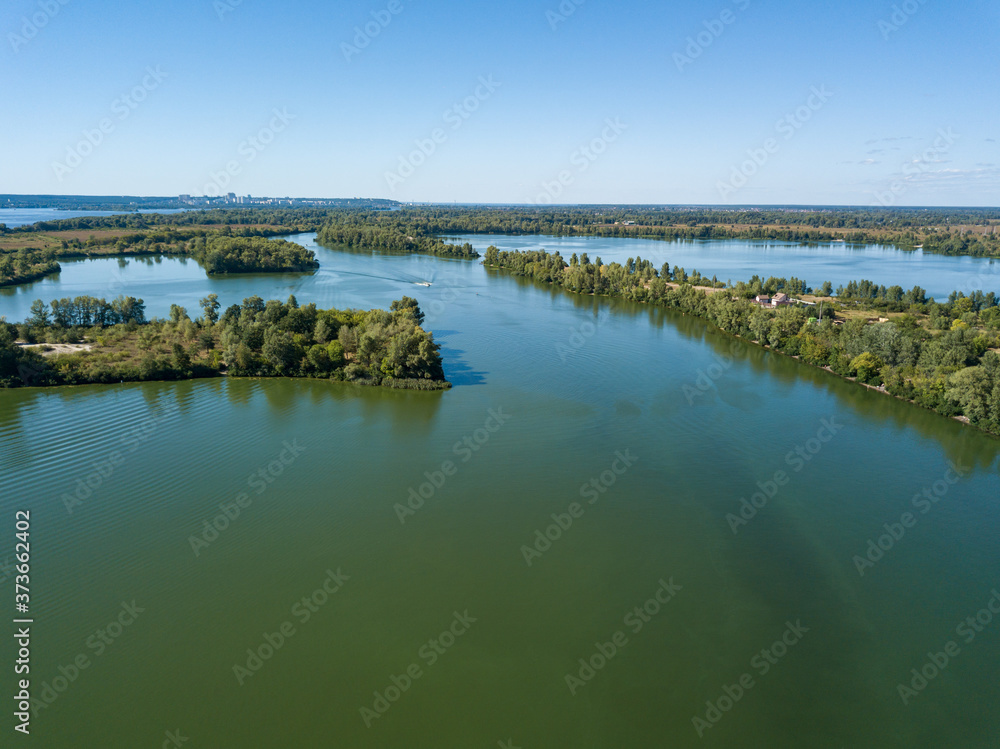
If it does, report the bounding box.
[755,293,792,308]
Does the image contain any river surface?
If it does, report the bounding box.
[1,232,998,747]
[0,208,191,228]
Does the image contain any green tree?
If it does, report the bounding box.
[946,365,993,426]
[171,343,192,372]
[850,352,885,384]
[28,299,50,327]
[391,296,425,325]
[199,293,221,324]
[326,341,345,368]
[261,329,301,375]
[315,318,336,344]
[306,344,332,373]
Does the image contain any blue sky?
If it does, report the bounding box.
[2,0,998,205]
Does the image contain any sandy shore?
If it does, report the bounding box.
[17,342,93,356]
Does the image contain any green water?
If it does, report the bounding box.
[1,234,998,747]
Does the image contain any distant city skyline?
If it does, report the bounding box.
[3,0,998,206]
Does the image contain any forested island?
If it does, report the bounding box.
[483,246,1000,436]
[191,236,318,273]
[316,219,478,258]
[0,231,318,286]
[0,295,448,390]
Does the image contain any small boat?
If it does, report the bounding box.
[415,281,431,287]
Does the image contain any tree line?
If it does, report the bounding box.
[316,217,478,258]
[305,205,1000,258]
[25,295,148,328]
[4,205,998,287]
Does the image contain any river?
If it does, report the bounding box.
[0,231,997,747]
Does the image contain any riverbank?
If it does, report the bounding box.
[483,248,1000,437]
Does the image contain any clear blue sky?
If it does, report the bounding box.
[2,0,998,205]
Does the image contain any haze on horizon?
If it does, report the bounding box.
[3,0,998,206]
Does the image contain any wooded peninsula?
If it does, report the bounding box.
[1,295,449,390]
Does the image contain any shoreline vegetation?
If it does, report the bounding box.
[482,246,1000,437]
[3,205,999,286]
[0,295,450,391]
